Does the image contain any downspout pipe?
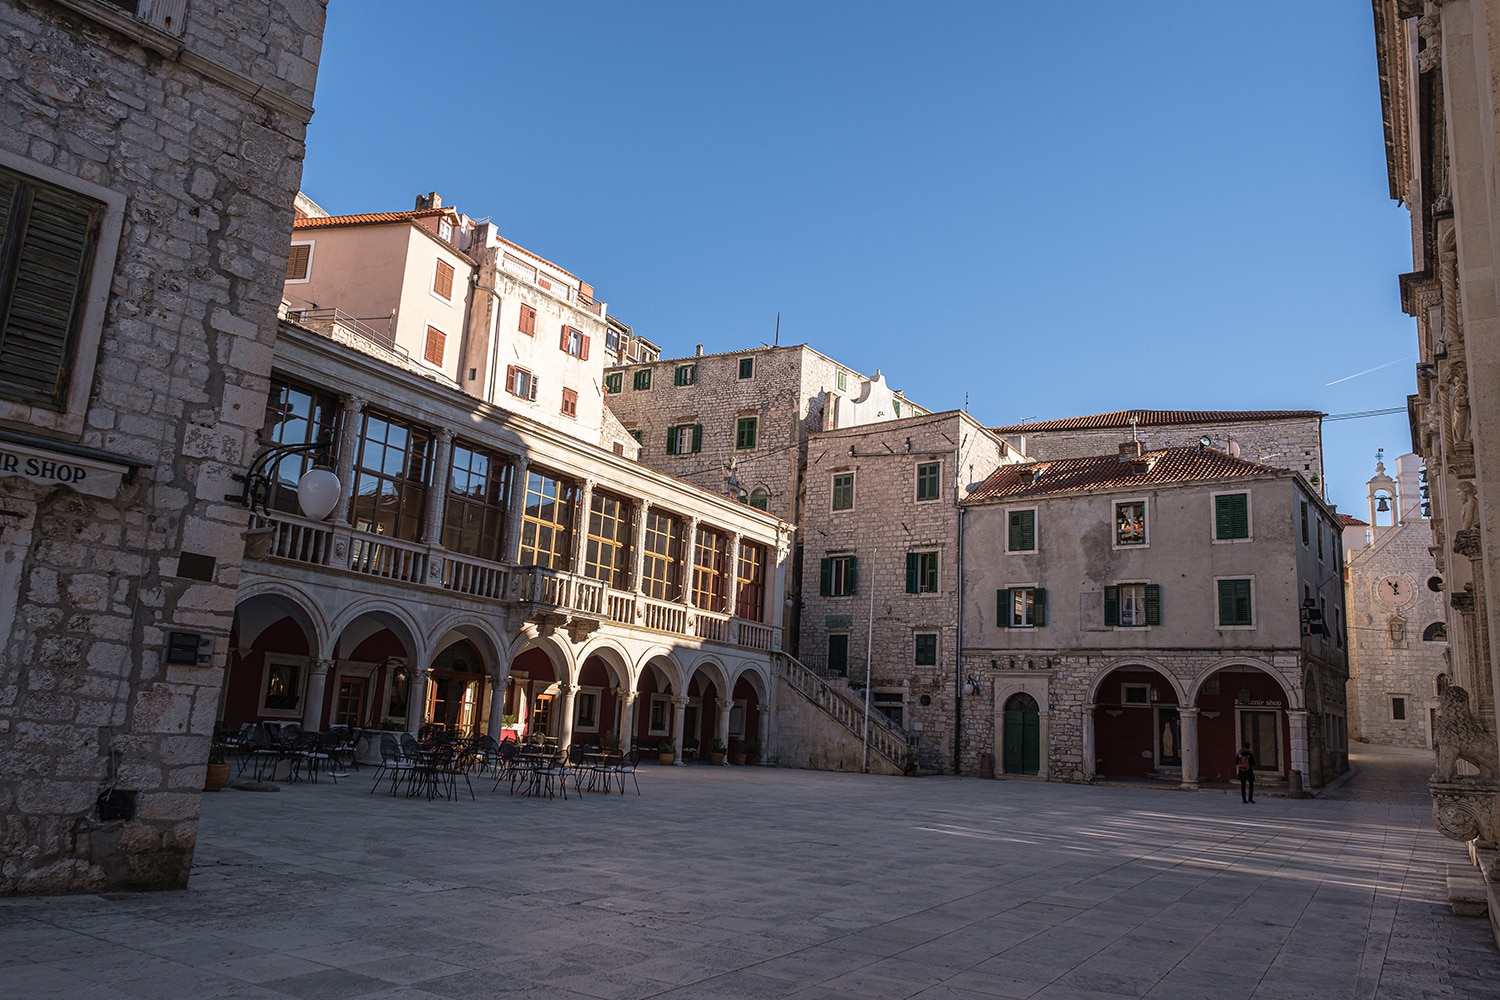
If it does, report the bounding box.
[954,443,964,776]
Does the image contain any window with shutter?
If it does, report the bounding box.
[675,364,696,386]
[633,369,652,390]
[1114,583,1157,627]
[518,304,536,336]
[560,388,578,417]
[996,588,1011,627]
[285,242,313,281]
[1002,587,1042,627]
[736,416,757,450]
[916,462,941,501]
[738,357,754,379]
[561,326,587,358]
[1007,509,1036,551]
[1214,493,1250,540]
[0,166,105,410]
[433,259,455,299]
[604,372,623,394]
[1103,586,1119,626]
[832,472,854,511]
[906,551,938,594]
[914,633,938,666]
[821,555,856,596]
[423,326,445,366]
[1217,578,1253,626]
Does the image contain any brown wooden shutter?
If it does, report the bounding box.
[423,326,445,366]
[560,326,571,352]
[505,365,517,395]
[580,333,590,360]
[0,174,101,407]
[285,243,311,280]
[433,259,455,298]
[519,304,536,335]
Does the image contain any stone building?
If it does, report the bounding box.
[230,313,791,763]
[960,444,1349,789]
[604,345,936,656]
[0,0,326,892]
[992,409,1328,497]
[1343,455,1448,748]
[1374,0,1500,905]
[789,410,1016,774]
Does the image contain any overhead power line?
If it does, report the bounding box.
[1324,407,1407,422]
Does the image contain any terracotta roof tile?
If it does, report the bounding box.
[1337,513,1369,526]
[990,409,1324,433]
[965,447,1287,502]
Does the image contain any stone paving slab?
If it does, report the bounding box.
[3,745,1500,999]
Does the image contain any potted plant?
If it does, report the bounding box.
[204,736,230,792]
[729,740,747,766]
[902,746,920,776]
[710,739,727,766]
[657,739,676,765]
[602,730,622,751]
[744,741,761,766]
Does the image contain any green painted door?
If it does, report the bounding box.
[1003,693,1040,775]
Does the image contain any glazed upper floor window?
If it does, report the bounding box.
[1115,501,1146,546]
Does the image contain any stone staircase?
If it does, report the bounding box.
[777,653,913,774]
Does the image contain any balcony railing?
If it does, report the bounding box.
[246,512,777,652]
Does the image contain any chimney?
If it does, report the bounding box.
[415,192,443,210]
[696,345,704,356]
[1118,441,1144,461]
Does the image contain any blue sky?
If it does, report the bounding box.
[300,2,1415,516]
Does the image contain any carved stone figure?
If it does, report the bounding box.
[1433,675,1500,781]
[1457,479,1478,531]
[1450,370,1471,445]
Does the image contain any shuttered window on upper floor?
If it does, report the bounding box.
[0,167,103,409]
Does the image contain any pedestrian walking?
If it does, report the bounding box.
[1235,742,1256,803]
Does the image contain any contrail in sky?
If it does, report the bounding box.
[1325,355,1416,386]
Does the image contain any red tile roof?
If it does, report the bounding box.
[1337,513,1369,526]
[990,409,1324,433]
[965,447,1288,502]
[293,211,427,228]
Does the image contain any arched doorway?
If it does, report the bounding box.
[1002,693,1040,775]
[1193,663,1294,782]
[1092,665,1180,778]
[424,638,485,736]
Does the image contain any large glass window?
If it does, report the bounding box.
[641,509,682,600]
[518,468,576,569]
[261,376,339,515]
[736,541,767,621]
[443,441,511,561]
[584,490,631,588]
[692,526,728,612]
[350,410,431,541]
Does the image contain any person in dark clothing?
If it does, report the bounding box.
[1235,742,1256,803]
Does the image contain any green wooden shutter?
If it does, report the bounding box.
[1033,588,1047,627]
[1145,584,1161,625]
[905,552,919,593]
[691,423,702,453]
[1215,494,1248,539]
[1104,585,1119,626]
[1218,580,1251,625]
[820,558,833,596]
[665,426,677,454]
[1009,509,1035,550]
[0,175,100,406]
[1218,580,1235,624]
[846,555,857,594]
[996,589,1011,627]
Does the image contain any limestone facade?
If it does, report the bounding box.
[1343,455,1448,748]
[232,316,790,764]
[960,446,1349,789]
[0,0,326,892]
[797,411,1016,773]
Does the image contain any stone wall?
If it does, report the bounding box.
[1345,519,1448,748]
[0,0,325,892]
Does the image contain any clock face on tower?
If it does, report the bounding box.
[1376,575,1412,607]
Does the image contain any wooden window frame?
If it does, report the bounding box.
[916,461,941,502]
[675,363,697,386]
[432,258,456,300]
[584,490,631,589]
[692,526,728,612]
[423,325,446,367]
[831,472,855,511]
[736,416,758,450]
[633,368,652,391]
[442,440,512,562]
[1114,499,1147,547]
[518,303,537,336]
[604,371,623,394]
[736,541,767,621]
[286,241,313,282]
[819,554,857,597]
[1216,577,1254,627]
[518,468,577,569]
[1007,508,1037,552]
[641,509,682,601]
[905,551,940,594]
[1213,492,1251,542]
[560,325,590,359]
[997,587,1047,628]
[738,356,754,379]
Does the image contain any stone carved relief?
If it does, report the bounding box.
[1387,615,1407,647]
[1433,674,1500,781]
[1449,364,1471,446]
[1456,479,1478,532]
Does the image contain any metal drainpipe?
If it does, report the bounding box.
[954,444,964,776]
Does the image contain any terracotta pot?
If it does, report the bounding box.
[658,753,675,765]
[710,752,725,766]
[731,753,747,766]
[204,762,230,792]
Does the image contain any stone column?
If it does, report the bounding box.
[716,696,732,764]
[504,456,530,563]
[332,395,366,524]
[301,658,334,731]
[726,533,743,617]
[632,502,653,601]
[482,673,502,739]
[672,694,688,766]
[556,681,577,751]
[1178,707,1199,790]
[620,690,637,753]
[1082,703,1096,782]
[1287,709,1309,786]
[680,516,700,607]
[422,427,454,547]
[570,478,594,575]
[406,667,430,733]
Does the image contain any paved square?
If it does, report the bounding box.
[3,744,1499,999]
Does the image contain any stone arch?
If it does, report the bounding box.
[1087,657,1187,706]
[1423,621,1448,641]
[224,586,330,727]
[575,636,634,689]
[232,581,329,657]
[1187,656,1301,709]
[328,600,424,665]
[1088,658,1185,780]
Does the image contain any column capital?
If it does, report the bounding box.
[345,394,367,413]
[435,426,455,445]
[672,694,689,709]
